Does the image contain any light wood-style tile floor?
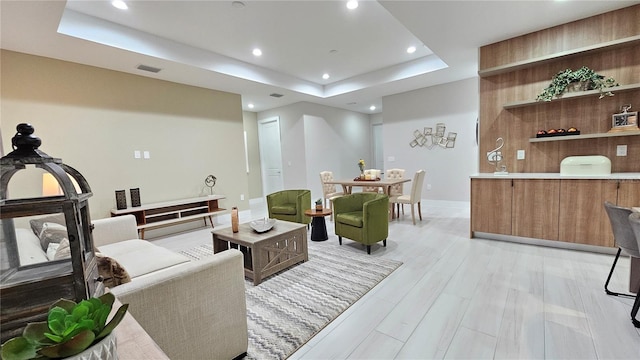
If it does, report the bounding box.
[151,200,640,359]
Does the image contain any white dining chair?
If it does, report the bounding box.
[319,171,344,220]
[386,168,406,216]
[390,170,425,225]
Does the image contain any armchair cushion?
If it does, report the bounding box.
[271,204,297,215]
[336,212,364,228]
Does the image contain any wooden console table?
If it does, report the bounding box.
[111,195,226,239]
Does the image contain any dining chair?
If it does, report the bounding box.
[362,169,382,192]
[390,170,425,225]
[386,168,406,216]
[628,211,640,328]
[603,201,638,298]
[319,171,344,220]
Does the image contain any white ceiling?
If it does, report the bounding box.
[1,0,638,114]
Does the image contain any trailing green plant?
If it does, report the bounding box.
[1,293,128,360]
[536,66,618,101]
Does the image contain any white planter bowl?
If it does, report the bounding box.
[66,332,117,360]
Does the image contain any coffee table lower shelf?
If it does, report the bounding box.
[212,220,308,285]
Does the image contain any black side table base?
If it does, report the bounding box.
[310,216,328,241]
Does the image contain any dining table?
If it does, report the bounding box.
[325,177,411,220]
[325,177,411,196]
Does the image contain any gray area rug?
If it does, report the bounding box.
[180,239,402,359]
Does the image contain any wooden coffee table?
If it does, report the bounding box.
[212,220,307,285]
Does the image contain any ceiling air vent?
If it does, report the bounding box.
[270,93,284,98]
[136,64,162,73]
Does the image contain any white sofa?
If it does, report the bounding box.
[90,215,248,360]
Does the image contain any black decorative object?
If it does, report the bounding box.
[205,175,217,195]
[130,188,141,207]
[1,123,103,342]
[115,190,127,210]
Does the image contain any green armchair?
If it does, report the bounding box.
[333,193,389,254]
[266,189,312,225]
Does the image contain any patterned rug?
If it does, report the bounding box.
[180,240,402,359]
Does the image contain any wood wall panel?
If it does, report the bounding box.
[479,5,640,69]
[479,4,640,174]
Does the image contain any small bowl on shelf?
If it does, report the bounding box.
[250,218,276,233]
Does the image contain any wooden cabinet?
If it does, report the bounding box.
[512,179,560,241]
[470,179,512,235]
[558,180,618,247]
[471,177,637,249]
[617,181,640,207]
[111,195,226,239]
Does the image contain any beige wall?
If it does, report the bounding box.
[1,50,249,230]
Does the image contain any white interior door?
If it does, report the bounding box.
[258,117,284,196]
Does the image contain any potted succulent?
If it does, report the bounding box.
[315,198,323,211]
[1,293,128,360]
[536,66,618,101]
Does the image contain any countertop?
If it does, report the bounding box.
[470,173,640,180]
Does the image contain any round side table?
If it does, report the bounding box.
[304,208,332,241]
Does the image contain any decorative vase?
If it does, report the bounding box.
[66,332,117,360]
[231,207,239,233]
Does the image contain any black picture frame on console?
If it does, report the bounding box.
[115,190,127,210]
[130,188,141,207]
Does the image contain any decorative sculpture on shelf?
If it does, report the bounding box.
[205,174,217,195]
[488,137,508,175]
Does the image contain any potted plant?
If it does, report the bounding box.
[1,293,128,360]
[315,198,323,211]
[536,66,618,101]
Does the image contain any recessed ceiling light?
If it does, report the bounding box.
[111,0,128,10]
[370,105,376,111]
[252,48,262,57]
[322,73,330,80]
[248,103,254,109]
[407,46,417,54]
[346,1,358,10]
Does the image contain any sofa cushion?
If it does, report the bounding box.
[336,211,364,228]
[271,204,297,215]
[16,228,48,265]
[98,240,190,278]
[29,214,66,238]
[53,238,71,260]
[38,222,68,250]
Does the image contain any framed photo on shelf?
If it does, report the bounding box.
[609,111,638,132]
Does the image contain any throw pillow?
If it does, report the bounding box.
[46,242,60,261]
[38,222,68,251]
[53,238,71,260]
[95,253,132,288]
[29,213,66,238]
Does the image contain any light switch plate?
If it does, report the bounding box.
[616,145,627,156]
[143,151,150,159]
[134,150,141,159]
[517,150,525,160]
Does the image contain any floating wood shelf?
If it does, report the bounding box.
[479,35,640,77]
[529,130,640,143]
[503,83,640,109]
